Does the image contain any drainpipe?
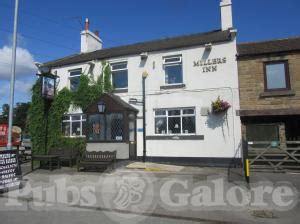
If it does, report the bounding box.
[142,71,148,162]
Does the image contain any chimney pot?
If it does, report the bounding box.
[94,31,99,37]
[84,18,89,31]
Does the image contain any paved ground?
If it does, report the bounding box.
[0,162,300,224]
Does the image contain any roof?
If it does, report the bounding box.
[85,93,138,114]
[238,36,300,57]
[43,29,233,68]
[105,94,138,112]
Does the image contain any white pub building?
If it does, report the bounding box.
[41,0,242,166]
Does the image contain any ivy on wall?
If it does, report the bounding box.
[28,61,113,154]
[28,78,47,154]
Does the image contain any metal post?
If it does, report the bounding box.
[242,139,250,184]
[142,76,146,162]
[7,0,19,150]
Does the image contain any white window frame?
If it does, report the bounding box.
[111,61,128,90]
[62,114,86,137]
[69,68,82,92]
[154,107,196,135]
[163,55,183,85]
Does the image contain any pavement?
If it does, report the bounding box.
[0,161,300,224]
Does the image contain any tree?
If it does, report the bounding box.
[0,104,9,123]
[0,103,30,130]
[14,102,31,130]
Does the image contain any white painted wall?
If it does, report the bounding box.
[80,30,103,53]
[220,0,233,30]
[52,37,241,160]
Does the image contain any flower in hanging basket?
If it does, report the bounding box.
[211,96,231,114]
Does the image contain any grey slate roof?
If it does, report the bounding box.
[238,36,300,57]
[106,94,138,112]
[43,29,233,68]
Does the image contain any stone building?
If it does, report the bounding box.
[237,37,300,147]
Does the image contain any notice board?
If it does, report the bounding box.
[0,150,22,193]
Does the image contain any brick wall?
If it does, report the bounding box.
[238,52,300,110]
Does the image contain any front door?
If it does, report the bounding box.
[129,120,137,160]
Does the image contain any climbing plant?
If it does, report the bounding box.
[47,87,73,149]
[28,61,113,154]
[28,78,47,154]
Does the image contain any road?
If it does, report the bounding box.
[0,162,300,224]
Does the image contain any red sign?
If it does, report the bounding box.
[0,124,21,147]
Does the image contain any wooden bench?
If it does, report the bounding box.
[77,151,116,172]
[31,155,60,171]
[48,147,79,167]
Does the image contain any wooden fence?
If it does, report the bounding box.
[247,141,300,172]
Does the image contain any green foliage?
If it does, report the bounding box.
[0,104,9,123]
[28,61,113,155]
[72,74,102,111]
[0,102,30,131]
[72,61,113,111]
[102,61,113,93]
[57,137,86,153]
[28,78,47,154]
[14,102,31,130]
[47,87,73,149]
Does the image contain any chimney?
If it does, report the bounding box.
[80,18,103,53]
[220,0,233,31]
[84,18,89,31]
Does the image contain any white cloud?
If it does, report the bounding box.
[0,46,37,80]
[0,79,35,104]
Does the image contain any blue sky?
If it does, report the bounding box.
[0,0,299,110]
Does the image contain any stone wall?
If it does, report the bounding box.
[238,52,300,110]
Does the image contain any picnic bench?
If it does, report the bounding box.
[31,155,60,171]
[48,147,79,167]
[77,151,116,172]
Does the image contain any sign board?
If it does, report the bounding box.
[193,57,227,73]
[42,75,56,100]
[0,150,22,193]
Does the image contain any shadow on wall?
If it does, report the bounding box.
[205,112,229,140]
[201,48,211,60]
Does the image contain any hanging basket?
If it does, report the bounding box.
[211,96,231,114]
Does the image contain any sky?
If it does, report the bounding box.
[0,0,299,111]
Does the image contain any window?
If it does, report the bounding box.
[264,61,290,91]
[111,62,128,89]
[62,114,86,137]
[69,69,82,92]
[87,113,124,141]
[155,108,195,135]
[163,55,183,85]
[246,124,279,142]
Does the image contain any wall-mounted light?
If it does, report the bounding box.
[128,113,136,121]
[97,101,106,113]
[142,71,149,79]
[205,43,212,50]
[129,98,138,104]
[140,52,148,60]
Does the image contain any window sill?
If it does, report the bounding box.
[146,135,204,140]
[259,90,295,98]
[63,136,86,138]
[113,88,128,93]
[160,83,186,90]
[87,140,128,143]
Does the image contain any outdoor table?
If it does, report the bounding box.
[31,155,60,171]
